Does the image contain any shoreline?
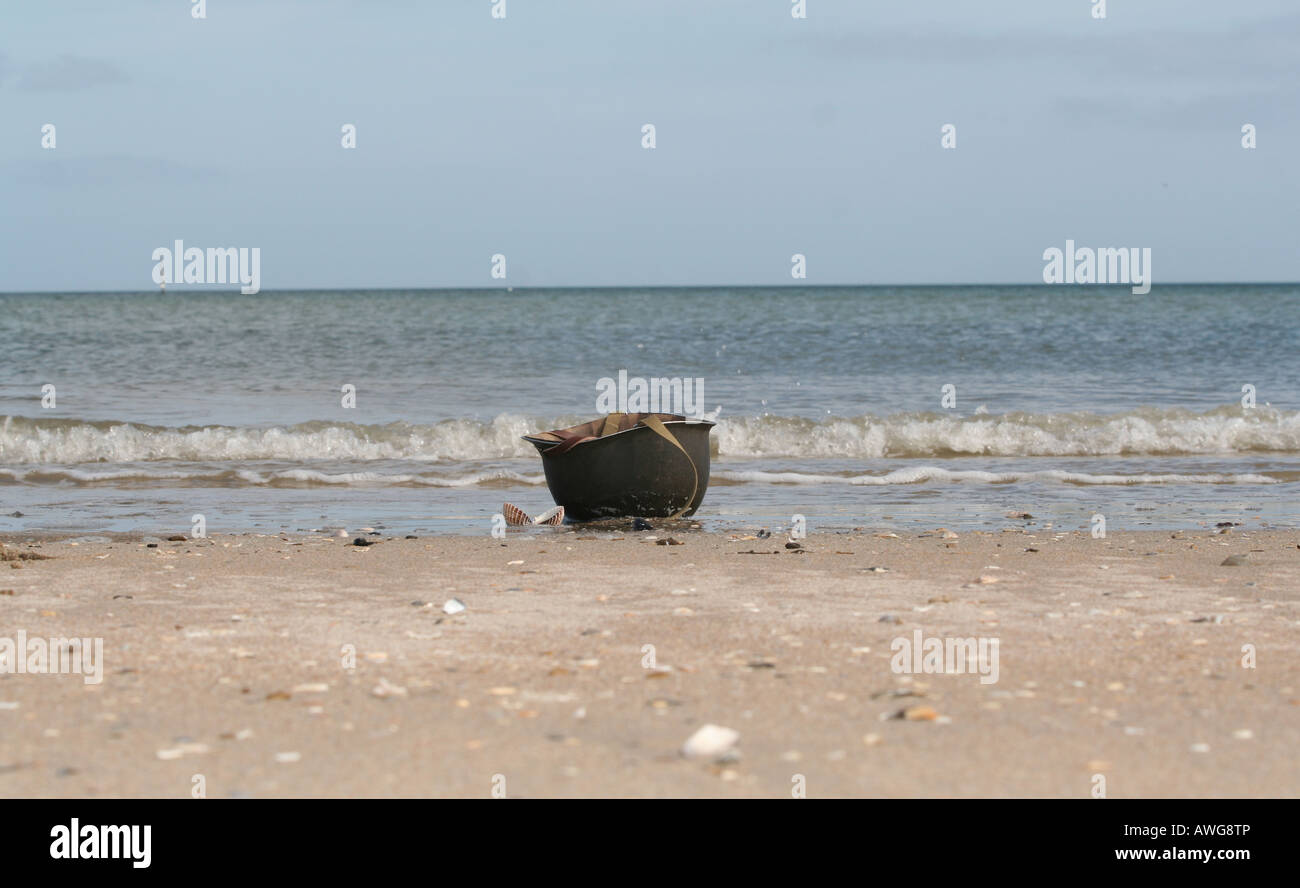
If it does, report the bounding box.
[1,508,1294,545]
[2,528,1298,797]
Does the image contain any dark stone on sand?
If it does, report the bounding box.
[871,688,925,700]
[756,529,771,539]
[353,537,375,547]
[167,535,187,542]
[656,537,684,546]
[146,543,158,548]
[405,535,418,539]
[8,512,23,517]
[785,541,803,550]
[0,550,51,562]
[632,518,653,531]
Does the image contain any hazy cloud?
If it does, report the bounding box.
[2,1,1297,290]
[1051,87,1300,130]
[18,54,129,91]
[9,155,224,187]
[783,14,1300,83]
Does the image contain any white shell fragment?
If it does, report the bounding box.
[681,724,740,759]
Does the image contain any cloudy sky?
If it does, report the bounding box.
[2,0,1297,290]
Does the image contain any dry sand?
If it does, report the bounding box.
[1,525,1298,798]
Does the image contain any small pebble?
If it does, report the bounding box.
[371,678,408,698]
[681,724,740,759]
[893,705,939,721]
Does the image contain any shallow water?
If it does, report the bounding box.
[2,285,1297,534]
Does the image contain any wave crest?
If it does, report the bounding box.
[1,406,1297,464]
[717,407,1300,458]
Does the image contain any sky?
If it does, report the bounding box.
[2,0,1298,291]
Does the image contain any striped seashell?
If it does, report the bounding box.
[533,506,565,526]
[502,502,532,526]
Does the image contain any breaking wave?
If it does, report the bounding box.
[0,414,551,464]
[0,466,547,487]
[711,468,1281,486]
[716,407,1300,458]
[1,406,1298,465]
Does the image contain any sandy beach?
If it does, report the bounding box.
[1,524,1297,798]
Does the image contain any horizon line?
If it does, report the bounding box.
[3,281,1298,296]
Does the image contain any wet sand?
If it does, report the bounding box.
[1,526,1298,798]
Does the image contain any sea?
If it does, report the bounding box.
[2,285,1297,536]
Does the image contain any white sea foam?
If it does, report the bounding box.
[0,466,546,488]
[716,407,1300,458]
[712,468,1281,486]
[1,407,1297,466]
[0,414,550,464]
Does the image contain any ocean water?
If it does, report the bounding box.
[1,285,1297,535]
